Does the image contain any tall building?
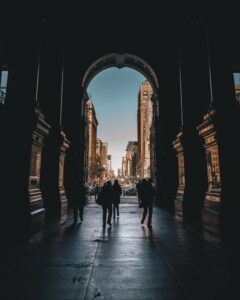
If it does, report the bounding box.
[107,154,112,176]
[86,100,98,184]
[137,80,153,178]
[125,151,132,177]
[126,141,138,177]
[96,138,103,166]
[121,141,138,179]
[96,138,104,184]
[121,156,126,178]
[117,168,122,177]
[102,143,108,180]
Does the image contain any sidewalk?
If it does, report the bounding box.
[15,201,230,299]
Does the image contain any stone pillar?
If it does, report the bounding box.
[79,93,88,185]
[181,129,207,225]
[41,127,69,220]
[172,130,185,218]
[155,58,180,211]
[29,106,50,233]
[197,20,240,243]
[172,21,210,225]
[151,93,161,206]
[1,24,41,241]
[197,106,221,238]
[197,107,221,205]
[59,130,70,223]
[38,23,71,221]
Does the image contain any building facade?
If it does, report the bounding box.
[126,141,138,177]
[117,168,122,177]
[86,100,98,185]
[137,80,153,178]
[102,142,108,180]
[121,156,126,178]
[96,138,103,167]
[96,138,104,184]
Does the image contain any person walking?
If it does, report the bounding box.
[112,179,122,217]
[64,146,85,225]
[78,182,87,222]
[100,180,114,227]
[136,179,142,205]
[94,183,100,200]
[140,178,155,228]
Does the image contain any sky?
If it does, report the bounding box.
[233,73,240,85]
[87,67,146,174]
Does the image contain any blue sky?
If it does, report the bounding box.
[234,73,240,85]
[87,67,146,174]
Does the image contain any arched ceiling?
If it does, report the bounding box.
[82,53,159,92]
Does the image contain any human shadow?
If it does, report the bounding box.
[102,225,112,240]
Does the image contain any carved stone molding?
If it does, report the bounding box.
[29,107,51,233]
[197,107,221,212]
[82,53,159,91]
[59,130,70,223]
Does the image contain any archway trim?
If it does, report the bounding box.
[82,53,159,91]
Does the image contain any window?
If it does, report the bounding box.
[0,69,8,105]
[233,73,240,105]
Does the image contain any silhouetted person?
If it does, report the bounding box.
[112,179,122,217]
[140,178,155,228]
[80,183,87,220]
[94,183,100,200]
[100,180,114,227]
[72,182,86,224]
[64,146,85,225]
[136,180,142,205]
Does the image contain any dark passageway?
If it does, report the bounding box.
[1,3,240,300]
[14,201,226,300]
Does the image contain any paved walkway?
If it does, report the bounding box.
[17,199,231,299]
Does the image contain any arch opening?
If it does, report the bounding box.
[81,54,160,194]
[82,53,159,93]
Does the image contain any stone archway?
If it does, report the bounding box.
[80,52,160,189]
[82,53,159,92]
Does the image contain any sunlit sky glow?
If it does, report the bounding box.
[87,67,146,174]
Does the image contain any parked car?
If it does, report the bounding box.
[124,187,137,196]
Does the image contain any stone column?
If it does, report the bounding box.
[172,20,210,225]
[29,106,50,233]
[58,130,70,223]
[79,93,88,185]
[41,126,69,220]
[172,131,185,218]
[1,24,41,241]
[198,112,221,205]
[197,19,240,242]
[151,93,159,203]
[38,24,70,221]
[197,106,222,238]
[156,58,180,211]
[61,51,86,214]
[181,129,207,225]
